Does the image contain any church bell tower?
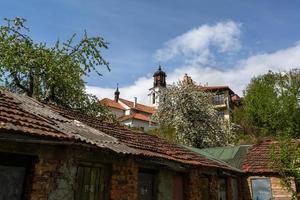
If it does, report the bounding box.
[149,65,167,107]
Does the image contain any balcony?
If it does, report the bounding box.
[212,99,227,109]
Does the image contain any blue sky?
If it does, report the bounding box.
[1,0,300,103]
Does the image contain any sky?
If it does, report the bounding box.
[1,0,300,104]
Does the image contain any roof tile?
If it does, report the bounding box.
[0,91,240,171]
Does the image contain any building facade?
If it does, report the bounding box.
[187,140,299,200]
[0,91,243,200]
[182,74,241,124]
[101,66,240,130]
[99,88,156,131]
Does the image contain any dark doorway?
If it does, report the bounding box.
[138,170,155,200]
[0,153,32,200]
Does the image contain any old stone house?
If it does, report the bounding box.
[242,140,299,200]
[186,141,300,199]
[0,91,242,200]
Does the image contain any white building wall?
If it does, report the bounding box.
[109,108,125,118]
[149,87,163,107]
[121,119,156,131]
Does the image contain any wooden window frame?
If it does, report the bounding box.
[75,162,110,200]
[250,177,273,200]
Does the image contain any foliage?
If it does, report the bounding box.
[238,69,300,138]
[0,17,114,121]
[147,126,177,143]
[270,137,300,199]
[237,69,300,197]
[152,82,235,148]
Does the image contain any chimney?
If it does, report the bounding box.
[182,73,193,85]
[133,97,137,107]
[114,84,120,102]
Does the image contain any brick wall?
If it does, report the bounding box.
[185,170,202,200]
[110,161,138,200]
[270,177,296,199]
[30,158,62,200]
[185,170,220,200]
[209,175,219,200]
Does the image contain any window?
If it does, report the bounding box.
[218,178,227,200]
[213,93,225,105]
[76,165,108,200]
[217,111,225,119]
[138,170,156,200]
[152,93,155,104]
[0,153,31,200]
[251,178,272,200]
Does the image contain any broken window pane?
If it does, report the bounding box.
[251,178,272,200]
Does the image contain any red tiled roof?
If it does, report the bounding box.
[199,86,234,94]
[242,140,276,173]
[0,92,68,139]
[50,105,240,171]
[119,98,156,114]
[0,91,240,171]
[99,98,125,110]
[119,113,151,122]
[0,91,137,154]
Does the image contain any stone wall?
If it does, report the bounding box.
[185,170,203,200]
[184,169,223,200]
[30,158,62,200]
[110,161,139,200]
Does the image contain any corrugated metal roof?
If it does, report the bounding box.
[182,145,244,172]
[184,145,252,170]
[202,145,252,169]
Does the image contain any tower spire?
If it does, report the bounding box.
[114,83,120,102]
[158,63,162,71]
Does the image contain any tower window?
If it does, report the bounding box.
[152,93,155,104]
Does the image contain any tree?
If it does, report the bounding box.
[0,17,114,120]
[147,125,177,143]
[239,69,300,138]
[270,137,300,199]
[152,81,234,148]
[237,70,300,198]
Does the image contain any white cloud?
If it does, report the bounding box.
[87,21,300,106]
[153,21,241,65]
[87,76,153,104]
